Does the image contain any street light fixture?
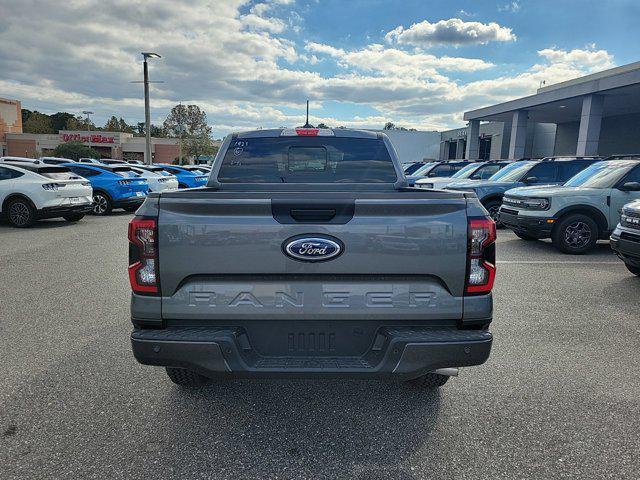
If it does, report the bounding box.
[141,52,161,164]
[82,110,94,131]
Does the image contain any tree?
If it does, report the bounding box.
[104,116,121,131]
[163,104,210,138]
[163,104,213,163]
[118,117,134,133]
[104,116,134,133]
[22,109,32,126]
[65,115,94,131]
[187,132,216,160]
[383,122,396,130]
[50,112,75,132]
[23,111,54,134]
[53,142,101,161]
[316,122,329,129]
[136,122,166,137]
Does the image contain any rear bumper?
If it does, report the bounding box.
[113,196,145,208]
[38,203,92,219]
[610,228,640,266]
[131,326,493,380]
[498,209,553,238]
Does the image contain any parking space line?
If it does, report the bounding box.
[498,260,621,264]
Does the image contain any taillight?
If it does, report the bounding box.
[465,217,496,295]
[128,217,159,295]
[280,128,334,137]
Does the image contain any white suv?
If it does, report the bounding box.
[39,156,75,165]
[0,163,93,227]
[78,158,104,165]
[129,166,179,192]
[0,156,40,164]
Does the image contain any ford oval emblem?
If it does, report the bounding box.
[283,235,343,262]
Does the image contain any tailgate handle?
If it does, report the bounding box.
[272,199,355,224]
[290,208,336,222]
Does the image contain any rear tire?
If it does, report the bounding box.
[552,214,598,254]
[514,231,537,241]
[63,213,85,222]
[625,263,640,276]
[405,373,449,389]
[6,198,36,227]
[165,367,210,387]
[92,192,112,215]
[483,200,503,227]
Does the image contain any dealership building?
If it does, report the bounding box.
[0,97,23,155]
[3,129,181,163]
[439,61,640,161]
[0,97,181,163]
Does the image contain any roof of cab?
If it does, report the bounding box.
[234,128,380,139]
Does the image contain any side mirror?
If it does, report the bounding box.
[620,181,640,191]
[523,176,538,184]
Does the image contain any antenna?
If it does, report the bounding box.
[302,100,313,128]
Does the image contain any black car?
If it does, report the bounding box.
[610,199,640,276]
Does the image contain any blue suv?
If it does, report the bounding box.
[155,165,208,188]
[446,157,601,221]
[63,164,149,215]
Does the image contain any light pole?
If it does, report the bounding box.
[141,52,161,164]
[82,110,93,131]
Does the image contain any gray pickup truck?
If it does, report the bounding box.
[128,128,495,389]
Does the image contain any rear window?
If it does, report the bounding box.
[112,167,140,178]
[38,167,78,180]
[218,137,397,183]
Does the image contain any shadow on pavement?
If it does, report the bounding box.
[499,236,615,256]
[162,379,443,479]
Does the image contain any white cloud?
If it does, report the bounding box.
[385,18,516,47]
[498,1,521,13]
[240,13,286,33]
[305,42,345,57]
[306,42,494,77]
[536,46,614,71]
[454,46,616,104]
[0,1,617,136]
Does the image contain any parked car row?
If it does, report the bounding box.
[407,155,640,275]
[0,156,211,227]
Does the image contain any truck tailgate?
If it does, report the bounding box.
[158,191,468,321]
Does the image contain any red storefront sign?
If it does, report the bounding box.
[61,133,116,144]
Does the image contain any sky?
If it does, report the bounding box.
[1,0,639,139]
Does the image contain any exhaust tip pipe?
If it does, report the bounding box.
[434,368,459,377]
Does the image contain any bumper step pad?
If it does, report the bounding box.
[131,326,492,379]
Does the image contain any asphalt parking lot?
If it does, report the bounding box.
[1,214,639,480]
